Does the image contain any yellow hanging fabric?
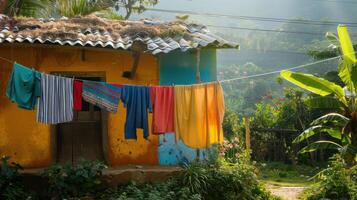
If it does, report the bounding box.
[174,82,225,149]
[337,25,357,64]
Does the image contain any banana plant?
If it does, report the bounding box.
[280,25,357,162]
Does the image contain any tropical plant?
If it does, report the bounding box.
[1,0,158,19]
[280,25,357,163]
[2,0,48,17]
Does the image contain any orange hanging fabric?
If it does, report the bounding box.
[174,82,225,149]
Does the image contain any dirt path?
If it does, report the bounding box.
[267,185,305,200]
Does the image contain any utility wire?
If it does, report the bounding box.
[144,8,357,27]
[309,0,357,4]
[239,48,308,55]
[206,25,325,35]
[219,54,344,83]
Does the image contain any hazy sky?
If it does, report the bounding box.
[130,0,357,69]
[132,0,357,30]
[153,0,355,19]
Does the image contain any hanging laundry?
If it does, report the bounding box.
[6,63,41,110]
[73,80,83,111]
[121,85,152,139]
[150,86,174,134]
[37,74,74,124]
[82,81,122,113]
[174,82,225,149]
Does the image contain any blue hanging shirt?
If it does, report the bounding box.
[121,85,152,139]
[6,63,41,110]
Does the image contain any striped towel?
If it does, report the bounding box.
[37,74,74,124]
[82,81,122,113]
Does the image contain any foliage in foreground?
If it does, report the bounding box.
[99,179,202,200]
[300,154,357,200]
[99,158,279,200]
[0,156,31,200]
[42,159,107,199]
[0,153,279,200]
[201,160,279,200]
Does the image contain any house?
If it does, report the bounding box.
[0,15,238,168]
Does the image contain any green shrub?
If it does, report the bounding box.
[222,110,240,139]
[42,159,106,199]
[301,154,357,200]
[99,179,202,200]
[0,156,31,200]
[176,162,209,194]
[175,157,280,200]
[205,162,279,200]
[218,136,245,164]
[98,156,279,200]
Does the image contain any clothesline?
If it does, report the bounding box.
[0,52,351,85]
[219,54,345,83]
[7,63,225,148]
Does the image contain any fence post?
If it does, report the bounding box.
[245,117,251,151]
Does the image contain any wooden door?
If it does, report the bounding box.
[57,121,103,165]
[56,76,105,165]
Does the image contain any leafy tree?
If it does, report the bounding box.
[0,0,158,19]
[1,0,47,17]
[280,25,357,163]
[40,0,109,17]
[114,0,158,20]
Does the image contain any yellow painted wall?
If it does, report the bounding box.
[0,45,159,168]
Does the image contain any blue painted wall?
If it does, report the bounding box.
[158,49,217,165]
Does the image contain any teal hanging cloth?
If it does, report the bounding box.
[6,63,41,110]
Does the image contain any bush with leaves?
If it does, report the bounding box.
[176,162,209,195]
[205,162,278,200]
[42,159,107,199]
[175,153,280,200]
[218,136,245,163]
[222,109,241,139]
[0,156,31,200]
[301,154,357,200]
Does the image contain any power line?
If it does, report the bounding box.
[220,54,343,83]
[309,0,357,4]
[243,48,308,55]
[207,25,325,35]
[144,8,357,27]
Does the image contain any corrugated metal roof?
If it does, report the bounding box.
[0,15,239,55]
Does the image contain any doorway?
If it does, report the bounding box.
[51,72,108,165]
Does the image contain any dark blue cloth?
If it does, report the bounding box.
[121,85,152,139]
